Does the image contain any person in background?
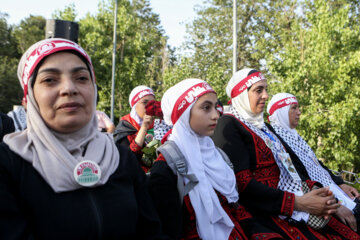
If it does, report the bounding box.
[95,90,115,133]
[96,110,115,133]
[7,97,27,131]
[268,92,360,232]
[0,113,15,142]
[113,85,155,172]
[149,79,248,240]
[0,38,168,240]
[212,68,359,239]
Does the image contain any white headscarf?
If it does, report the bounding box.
[226,68,266,128]
[267,93,298,135]
[129,85,155,126]
[4,38,119,193]
[162,79,238,240]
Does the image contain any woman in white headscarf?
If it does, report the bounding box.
[113,85,156,172]
[212,68,359,239]
[268,92,360,232]
[148,79,248,240]
[0,38,168,240]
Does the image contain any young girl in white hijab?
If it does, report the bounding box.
[148,79,247,240]
[268,92,360,232]
[0,38,167,240]
[212,68,360,239]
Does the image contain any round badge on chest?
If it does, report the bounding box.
[74,160,101,187]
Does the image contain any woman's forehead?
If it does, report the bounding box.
[140,95,155,101]
[197,92,217,103]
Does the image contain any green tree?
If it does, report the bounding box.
[267,0,360,171]
[52,3,78,22]
[0,13,22,113]
[12,15,46,54]
[77,0,168,121]
[178,0,298,103]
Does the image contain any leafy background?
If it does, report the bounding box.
[1,0,360,174]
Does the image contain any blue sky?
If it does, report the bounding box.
[2,0,204,48]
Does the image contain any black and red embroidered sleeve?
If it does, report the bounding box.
[127,133,144,155]
[280,191,295,216]
[235,169,252,193]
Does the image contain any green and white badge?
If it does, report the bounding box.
[74,160,101,187]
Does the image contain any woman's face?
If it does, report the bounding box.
[135,95,155,119]
[33,52,95,133]
[247,80,268,114]
[189,92,219,136]
[288,103,301,129]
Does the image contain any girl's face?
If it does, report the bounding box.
[247,80,269,114]
[33,52,95,133]
[135,95,155,119]
[288,103,301,129]
[189,92,219,136]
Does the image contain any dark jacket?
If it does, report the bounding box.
[0,142,167,240]
[0,113,15,142]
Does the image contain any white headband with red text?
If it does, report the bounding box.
[268,97,298,116]
[130,89,155,107]
[21,39,94,99]
[230,71,266,98]
[171,82,215,124]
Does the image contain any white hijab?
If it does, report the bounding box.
[162,79,238,240]
[226,68,266,129]
[129,85,155,126]
[4,38,119,193]
[267,93,298,135]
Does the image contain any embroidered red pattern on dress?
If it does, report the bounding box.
[236,170,252,192]
[280,191,294,216]
[251,232,283,239]
[128,134,143,154]
[306,226,328,240]
[305,179,318,190]
[251,165,280,188]
[272,217,308,240]
[326,217,360,239]
[234,204,252,221]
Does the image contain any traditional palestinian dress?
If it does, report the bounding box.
[212,68,359,239]
[149,79,248,240]
[268,93,359,226]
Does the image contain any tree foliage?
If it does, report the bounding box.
[176,0,360,172]
[268,0,360,171]
[0,13,22,113]
[2,0,360,172]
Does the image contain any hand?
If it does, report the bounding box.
[295,187,340,218]
[336,205,357,232]
[339,184,360,200]
[141,114,154,130]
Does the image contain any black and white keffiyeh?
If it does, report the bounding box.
[272,125,334,187]
[229,106,309,221]
[154,119,172,141]
[229,106,303,194]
